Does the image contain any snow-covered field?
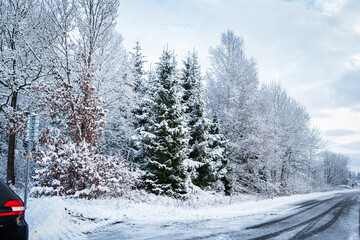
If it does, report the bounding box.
[25,189,354,240]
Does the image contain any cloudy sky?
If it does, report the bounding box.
[115,0,360,171]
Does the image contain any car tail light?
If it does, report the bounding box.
[0,200,25,216]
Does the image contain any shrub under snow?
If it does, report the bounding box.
[32,140,139,199]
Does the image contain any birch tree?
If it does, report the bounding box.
[322,151,349,186]
[261,82,323,194]
[206,30,264,193]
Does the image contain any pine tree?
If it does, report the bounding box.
[140,49,188,197]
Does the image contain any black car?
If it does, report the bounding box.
[0,179,28,240]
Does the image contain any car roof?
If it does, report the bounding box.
[0,179,21,206]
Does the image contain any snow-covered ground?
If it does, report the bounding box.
[26,189,355,239]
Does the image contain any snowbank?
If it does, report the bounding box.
[26,189,355,239]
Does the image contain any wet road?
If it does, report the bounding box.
[86,190,360,240]
[242,191,360,239]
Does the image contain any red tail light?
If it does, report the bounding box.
[0,200,25,216]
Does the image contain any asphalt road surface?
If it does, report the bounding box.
[86,190,360,240]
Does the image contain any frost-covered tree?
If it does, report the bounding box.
[75,0,136,158]
[206,30,264,193]
[96,33,136,158]
[41,60,106,146]
[140,49,188,197]
[43,0,77,84]
[28,0,139,198]
[0,0,50,185]
[33,141,139,198]
[36,0,135,159]
[76,0,120,69]
[32,58,138,198]
[261,82,324,194]
[322,151,349,187]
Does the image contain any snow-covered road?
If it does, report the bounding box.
[85,190,360,240]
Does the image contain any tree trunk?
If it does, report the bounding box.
[7,91,18,185]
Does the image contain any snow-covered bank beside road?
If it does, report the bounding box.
[26,189,357,239]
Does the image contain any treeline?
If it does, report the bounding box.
[0,0,350,199]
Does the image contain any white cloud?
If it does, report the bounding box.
[313,107,360,133]
[323,129,359,137]
[354,17,360,35]
[314,0,348,15]
[313,106,360,169]
[346,54,360,68]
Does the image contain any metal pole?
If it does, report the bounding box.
[24,115,33,209]
[24,141,32,209]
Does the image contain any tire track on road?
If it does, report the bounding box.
[290,195,356,239]
[248,195,353,240]
[246,196,335,230]
[292,196,356,240]
[289,213,325,239]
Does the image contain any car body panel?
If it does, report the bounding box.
[0,180,28,240]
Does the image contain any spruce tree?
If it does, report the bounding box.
[181,52,230,193]
[207,116,232,195]
[132,40,147,129]
[131,41,148,165]
[132,69,155,166]
[181,52,209,185]
[132,40,147,95]
[141,49,188,197]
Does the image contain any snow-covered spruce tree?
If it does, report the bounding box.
[132,67,156,166]
[131,40,147,131]
[206,30,265,194]
[180,52,230,192]
[140,49,189,198]
[180,52,207,183]
[132,40,147,95]
[207,116,232,195]
[130,41,149,165]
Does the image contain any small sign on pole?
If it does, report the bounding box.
[26,114,40,142]
[24,113,40,208]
